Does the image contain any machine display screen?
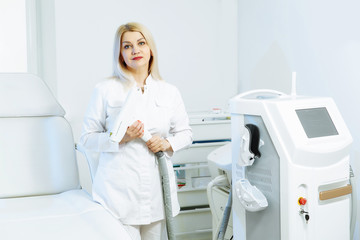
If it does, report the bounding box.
[296,107,338,138]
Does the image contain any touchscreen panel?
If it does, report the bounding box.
[296,107,338,138]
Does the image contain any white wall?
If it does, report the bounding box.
[238,0,360,238]
[37,0,238,192]
[45,0,238,139]
[0,0,27,72]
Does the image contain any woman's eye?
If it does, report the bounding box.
[124,45,131,49]
[139,41,146,46]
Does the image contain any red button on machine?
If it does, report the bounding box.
[298,197,307,205]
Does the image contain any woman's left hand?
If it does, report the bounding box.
[146,136,173,153]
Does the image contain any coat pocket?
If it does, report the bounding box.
[106,100,124,118]
[106,102,124,131]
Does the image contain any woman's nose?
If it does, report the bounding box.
[132,46,140,54]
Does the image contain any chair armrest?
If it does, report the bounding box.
[75,143,100,183]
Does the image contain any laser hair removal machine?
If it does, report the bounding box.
[230,89,353,240]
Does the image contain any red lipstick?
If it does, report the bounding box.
[132,57,143,60]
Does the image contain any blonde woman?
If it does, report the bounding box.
[80,22,192,240]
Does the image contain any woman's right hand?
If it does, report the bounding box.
[119,120,144,144]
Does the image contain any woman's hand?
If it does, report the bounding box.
[146,135,173,153]
[119,120,144,144]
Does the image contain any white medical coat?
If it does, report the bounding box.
[79,75,192,225]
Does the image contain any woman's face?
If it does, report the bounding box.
[120,31,151,73]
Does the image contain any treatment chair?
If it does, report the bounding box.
[0,73,132,240]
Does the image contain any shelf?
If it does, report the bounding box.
[177,186,207,193]
[174,207,212,239]
[175,228,212,240]
[172,141,229,165]
[177,187,208,207]
[190,119,231,141]
[175,228,212,235]
[174,165,208,170]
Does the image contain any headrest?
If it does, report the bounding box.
[0,73,65,117]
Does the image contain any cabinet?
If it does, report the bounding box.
[172,112,231,240]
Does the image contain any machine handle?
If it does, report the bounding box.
[235,89,286,99]
[319,184,352,201]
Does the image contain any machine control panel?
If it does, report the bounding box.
[295,107,338,139]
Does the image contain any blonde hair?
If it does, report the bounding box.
[112,22,162,84]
